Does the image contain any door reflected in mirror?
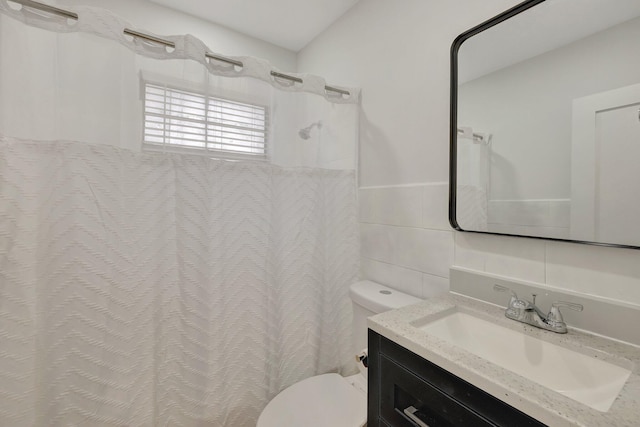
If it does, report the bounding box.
[451,0,640,248]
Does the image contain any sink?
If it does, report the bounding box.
[414,309,631,412]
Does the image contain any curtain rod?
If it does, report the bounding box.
[205,52,244,68]
[9,0,78,20]
[205,56,350,96]
[270,72,352,96]
[457,127,491,145]
[10,0,351,97]
[123,28,175,48]
[271,70,302,84]
[153,37,351,96]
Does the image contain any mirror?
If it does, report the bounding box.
[450,0,640,249]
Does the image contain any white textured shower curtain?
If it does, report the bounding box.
[0,3,359,426]
[456,137,489,231]
[0,138,358,426]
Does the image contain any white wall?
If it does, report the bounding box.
[298,0,640,308]
[298,0,521,187]
[54,0,297,71]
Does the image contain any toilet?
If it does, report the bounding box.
[257,280,421,427]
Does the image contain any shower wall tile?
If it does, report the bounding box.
[453,232,546,284]
[422,183,450,231]
[359,223,454,277]
[361,257,423,298]
[359,184,454,297]
[360,223,394,264]
[359,186,423,227]
[392,227,453,277]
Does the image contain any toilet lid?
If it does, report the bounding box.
[257,373,366,427]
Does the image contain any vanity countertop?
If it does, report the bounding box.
[368,293,640,427]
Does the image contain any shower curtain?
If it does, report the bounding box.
[0,3,359,426]
[456,135,490,231]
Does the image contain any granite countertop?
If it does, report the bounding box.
[368,292,640,427]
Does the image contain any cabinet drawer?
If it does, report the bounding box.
[380,355,495,426]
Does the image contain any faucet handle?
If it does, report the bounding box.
[548,301,584,324]
[493,284,525,309]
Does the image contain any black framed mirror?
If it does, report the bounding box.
[450,0,640,249]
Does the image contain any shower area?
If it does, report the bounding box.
[0,1,360,426]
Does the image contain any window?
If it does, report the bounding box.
[143,82,268,159]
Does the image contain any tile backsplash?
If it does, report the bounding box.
[450,268,640,345]
[359,183,640,307]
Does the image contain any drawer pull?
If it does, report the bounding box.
[403,406,430,427]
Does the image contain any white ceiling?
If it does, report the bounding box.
[148,0,360,52]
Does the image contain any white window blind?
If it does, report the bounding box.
[143,82,268,159]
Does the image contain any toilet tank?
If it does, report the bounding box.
[349,280,422,354]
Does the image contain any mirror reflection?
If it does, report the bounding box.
[454,0,640,248]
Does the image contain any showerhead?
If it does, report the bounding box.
[298,128,311,140]
[298,121,322,140]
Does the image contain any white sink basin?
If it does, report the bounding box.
[415,309,631,412]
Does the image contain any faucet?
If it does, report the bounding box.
[493,284,583,334]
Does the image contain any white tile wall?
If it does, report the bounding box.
[360,225,454,277]
[394,227,452,276]
[360,258,423,298]
[359,183,452,299]
[360,186,423,227]
[454,232,546,283]
[545,241,640,303]
[422,183,450,231]
[360,183,640,307]
[454,227,640,306]
[360,223,394,262]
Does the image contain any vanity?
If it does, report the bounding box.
[368,328,544,427]
[366,292,639,427]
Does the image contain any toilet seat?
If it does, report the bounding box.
[257,373,367,427]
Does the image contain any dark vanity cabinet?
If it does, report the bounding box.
[368,330,547,427]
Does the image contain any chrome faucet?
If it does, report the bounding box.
[493,284,583,334]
